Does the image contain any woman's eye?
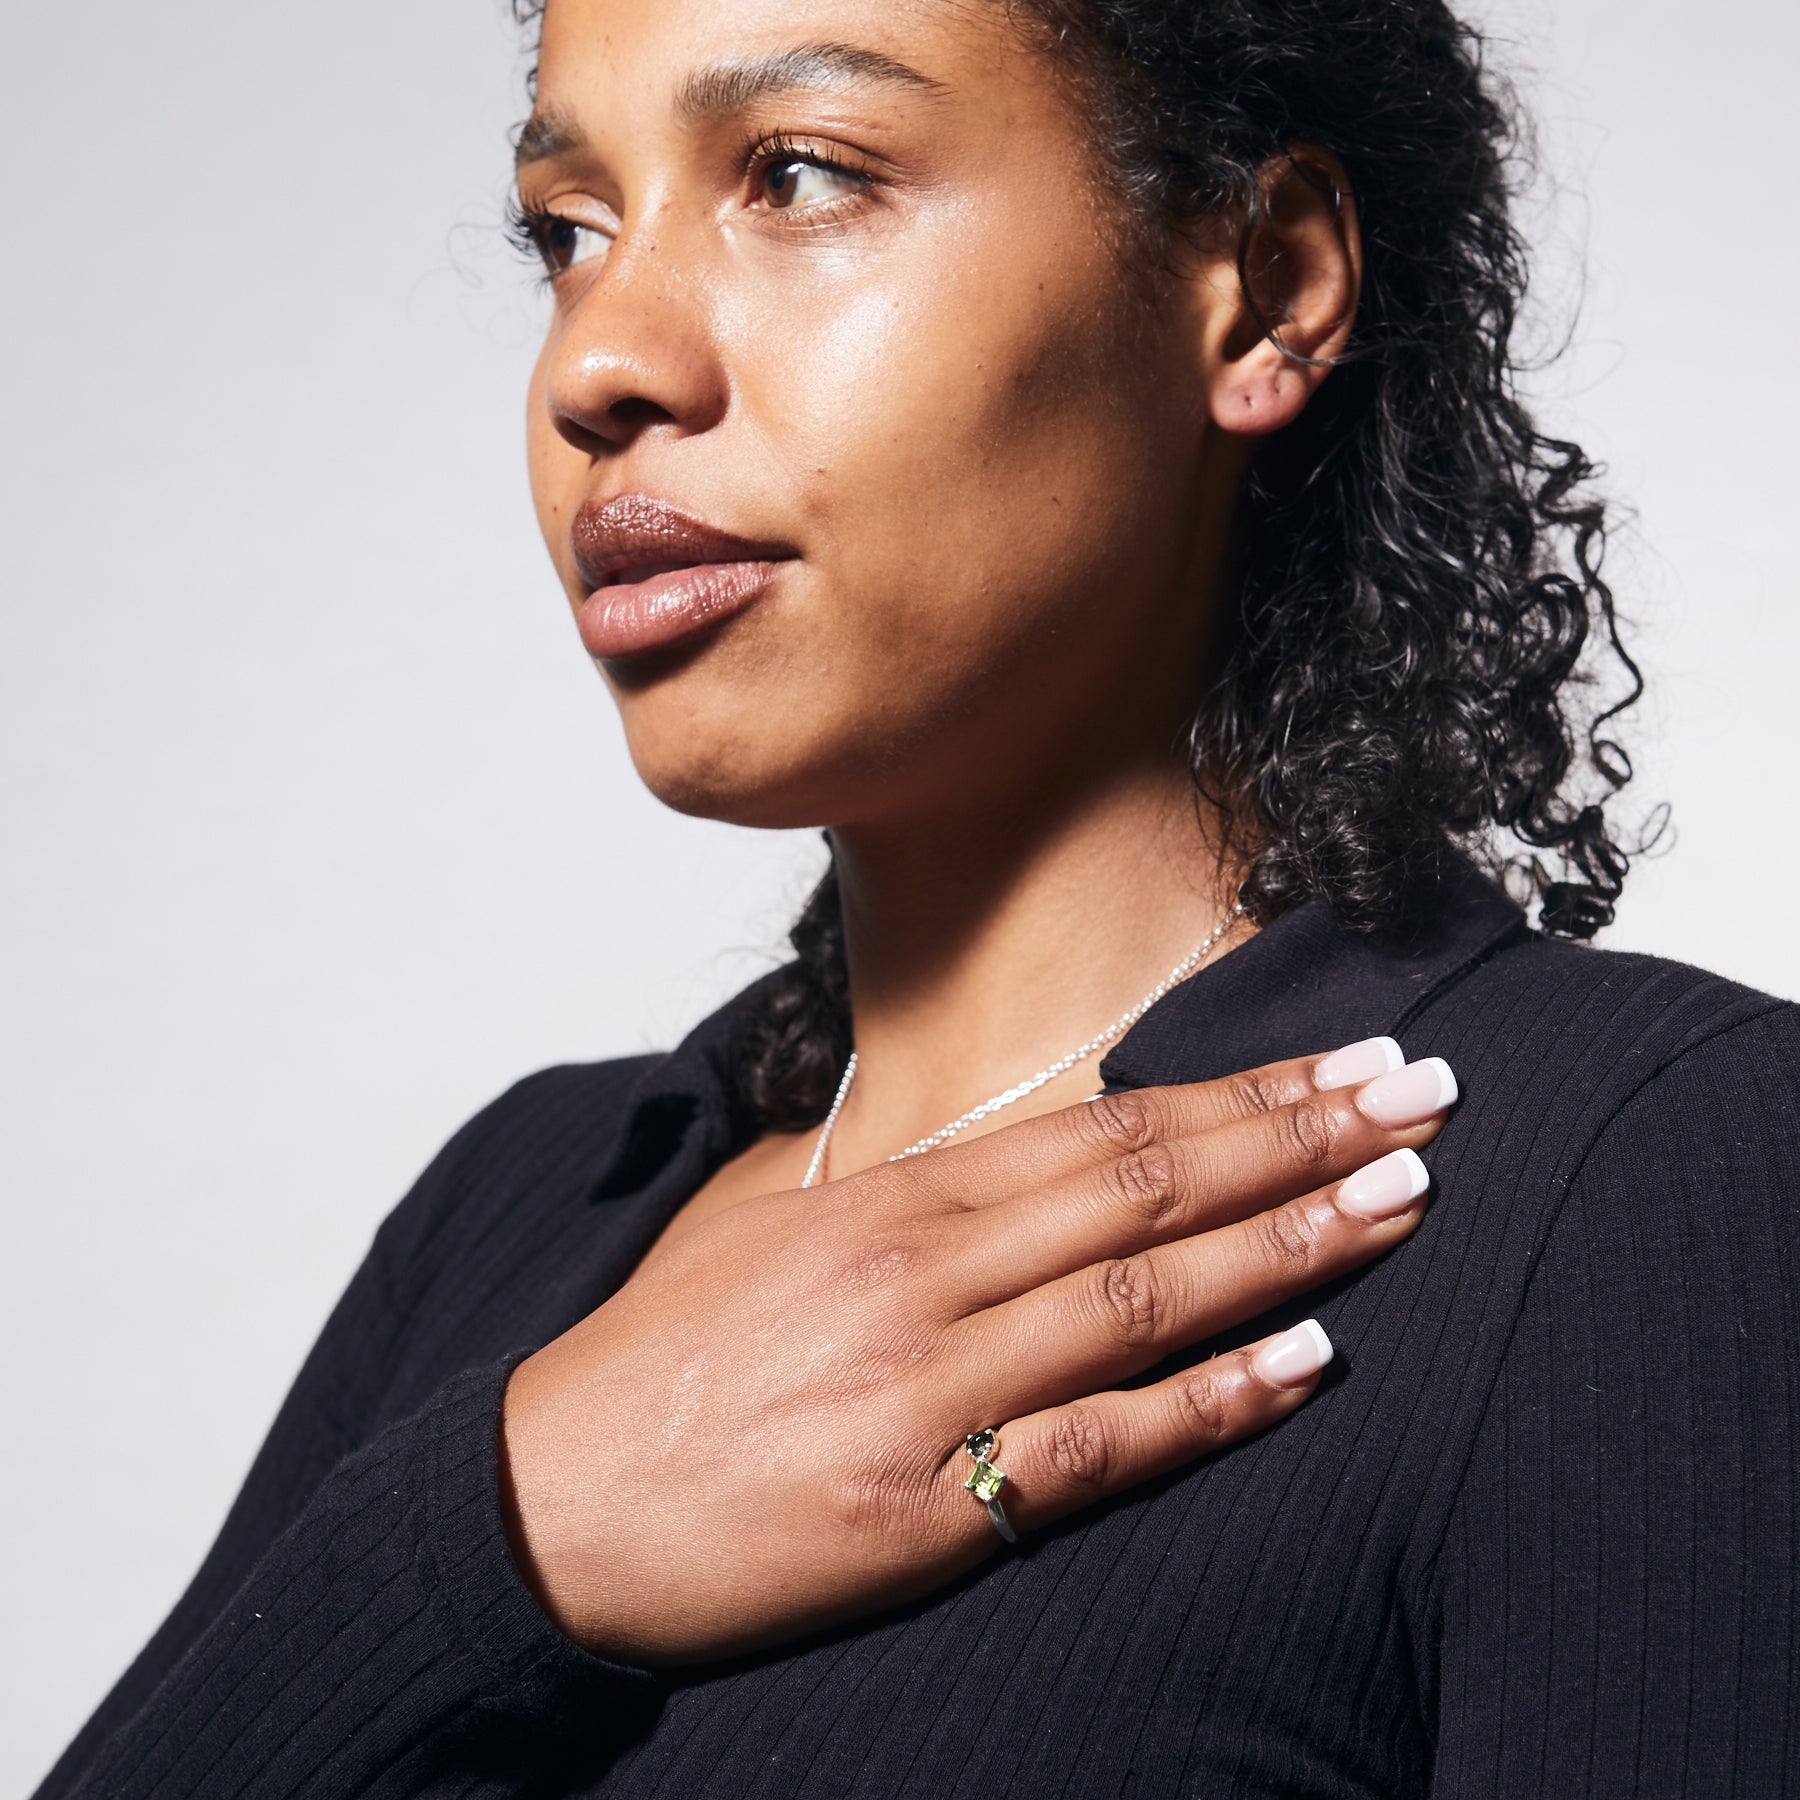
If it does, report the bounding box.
[758,156,863,212]
[542,217,609,273]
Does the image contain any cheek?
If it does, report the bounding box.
[723,222,1186,671]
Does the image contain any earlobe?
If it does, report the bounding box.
[1217,359,1311,437]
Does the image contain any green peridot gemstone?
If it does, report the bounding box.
[966,1461,1007,1502]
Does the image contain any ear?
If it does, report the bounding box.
[1195,148,1362,439]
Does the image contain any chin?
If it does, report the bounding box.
[607,638,937,829]
[622,727,849,832]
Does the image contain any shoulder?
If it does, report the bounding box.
[1568,998,1800,1206]
[366,1052,668,1281]
[1406,935,1800,1290]
[1450,973,1800,1505]
[426,1053,667,1184]
[1412,931,1792,1146]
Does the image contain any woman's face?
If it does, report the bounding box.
[521,0,1240,829]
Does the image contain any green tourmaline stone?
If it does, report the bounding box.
[966,1461,1007,1502]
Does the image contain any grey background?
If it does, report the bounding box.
[3,0,1794,1790]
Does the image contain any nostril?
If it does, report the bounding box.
[550,392,680,458]
[608,396,677,431]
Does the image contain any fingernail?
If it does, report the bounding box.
[1337,1147,1431,1219]
[1355,1057,1459,1127]
[1314,1035,1404,1090]
[1252,1319,1335,1388]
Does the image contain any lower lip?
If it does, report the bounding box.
[576,560,789,661]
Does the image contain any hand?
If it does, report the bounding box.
[497,1038,1456,1664]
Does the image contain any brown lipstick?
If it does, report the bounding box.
[570,493,797,661]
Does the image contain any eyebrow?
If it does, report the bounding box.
[515,109,583,169]
[514,41,948,171]
[674,42,949,122]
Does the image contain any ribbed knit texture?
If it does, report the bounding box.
[33,873,1800,1797]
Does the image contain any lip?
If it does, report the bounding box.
[570,492,797,661]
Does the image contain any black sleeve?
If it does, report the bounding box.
[1426,1006,1800,1797]
[31,1072,655,1799]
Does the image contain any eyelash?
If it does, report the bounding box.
[507,131,875,284]
[742,130,873,217]
[504,196,560,284]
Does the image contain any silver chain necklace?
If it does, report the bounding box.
[800,903,1245,1189]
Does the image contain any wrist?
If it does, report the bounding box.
[497,1351,618,1652]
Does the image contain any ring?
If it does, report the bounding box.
[963,1429,1019,1544]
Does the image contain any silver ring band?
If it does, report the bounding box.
[963,1429,1019,1544]
[984,1495,1019,1544]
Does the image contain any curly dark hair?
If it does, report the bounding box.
[513,0,1645,1132]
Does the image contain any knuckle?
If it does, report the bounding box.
[1170,1368,1233,1444]
[1230,1065,1288,1122]
[1106,1141,1183,1230]
[1257,1199,1324,1276]
[1090,1254,1161,1350]
[831,1231,926,1297]
[1080,1088,1159,1156]
[1282,1094,1345,1167]
[1046,1403,1117,1494]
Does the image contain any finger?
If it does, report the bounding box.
[945,1058,1455,1306]
[853,1038,1409,1215]
[945,1320,1336,1540]
[960,1146,1428,1418]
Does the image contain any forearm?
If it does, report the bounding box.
[34,1352,651,1799]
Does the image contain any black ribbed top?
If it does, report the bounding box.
[34,872,1800,1797]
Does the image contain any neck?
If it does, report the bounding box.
[818,748,1248,1178]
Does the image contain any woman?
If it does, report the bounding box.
[35,0,1797,1793]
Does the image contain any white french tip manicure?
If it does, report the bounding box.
[1419,1057,1459,1109]
[1337,1146,1433,1219]
[1313,1034,1405,1090]
[1251,1317,1336,1387]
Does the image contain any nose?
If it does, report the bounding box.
[540,226,730,455]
